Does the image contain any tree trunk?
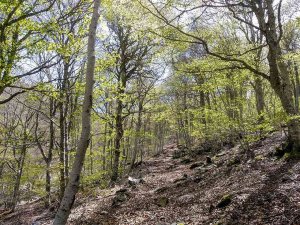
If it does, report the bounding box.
[59,100,66,199]
[9,133,27,211]
[131,101,143,169]
[53,0,100,223]
[253,77,265,122]
[111,70,127,182]
[253,0,300,154]
[45,97,55,207]
[111,97,124,182]
[294,61,300,113]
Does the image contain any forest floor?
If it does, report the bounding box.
[1,132,300,225]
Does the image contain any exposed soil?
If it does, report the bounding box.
[1,132,300,225]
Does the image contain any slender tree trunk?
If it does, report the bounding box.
[101,91,110,171]
[131,101,143,169]
[59,101,66,199]
[294,61,300,113]
[53,1,100,223]
[45,97,55,207]
[9,134,27,211]
[89,138,93,175]
[102,122,108,171]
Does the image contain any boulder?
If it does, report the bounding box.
[112,188,130,206]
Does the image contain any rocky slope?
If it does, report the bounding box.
[1,132,300,225]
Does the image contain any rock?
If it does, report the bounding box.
[175,179,189,187]
[216,152,226,157]
[166,164,176,170]
[173,177,186,184]
[209,204,214,213]
[281,174,293,183]
[192,176,202,183]
[177,194,193,203]
[227,156,241,167]
[173,150,186,159]
[190,162,204,169]
[155,196,169,207]
[128,176,144,186]
[216,194,232,208]
[100,211,109,215]
[173,173,188,183]
[31,221,41,225]
[154,186,168,193]
[116,188,128,194]
[254,155,264,161]
[206,156,212,164]
[196,167,209,174]
[180,158,192,164]
[112,188,130,206]
[274,146,285,158]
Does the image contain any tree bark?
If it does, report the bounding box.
[111,89,125,182]
[253,77,265,122]
[252,0,300,154]
[53,0,100,223]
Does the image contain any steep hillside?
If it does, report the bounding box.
[1,132,300,225]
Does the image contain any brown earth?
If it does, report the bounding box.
[1,132,300,225]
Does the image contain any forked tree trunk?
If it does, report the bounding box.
[53,0,100,224]
[253,0,300,155]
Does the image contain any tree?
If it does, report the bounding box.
[138,0,300,155]
[0,0,57,104]
[104,19,152,182]
[53,0,101,224]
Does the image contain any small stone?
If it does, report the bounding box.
[206,156,212,164]
[155,196,169,207]
[227,157,240,167]
[173,150,186,159]
[154,186,168,193]
[116,188,128,194]
[128,176,144,186]
[192,176,202,183]
[100,211,109,215]
[177,194,193,203]
[190,162,204,169]
[180,158,193,164]
[281,174,293,183]
[216,194,232,208]
[216,152,226,157]
[196,167,209,174]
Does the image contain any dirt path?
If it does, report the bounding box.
[70,143,198,225]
